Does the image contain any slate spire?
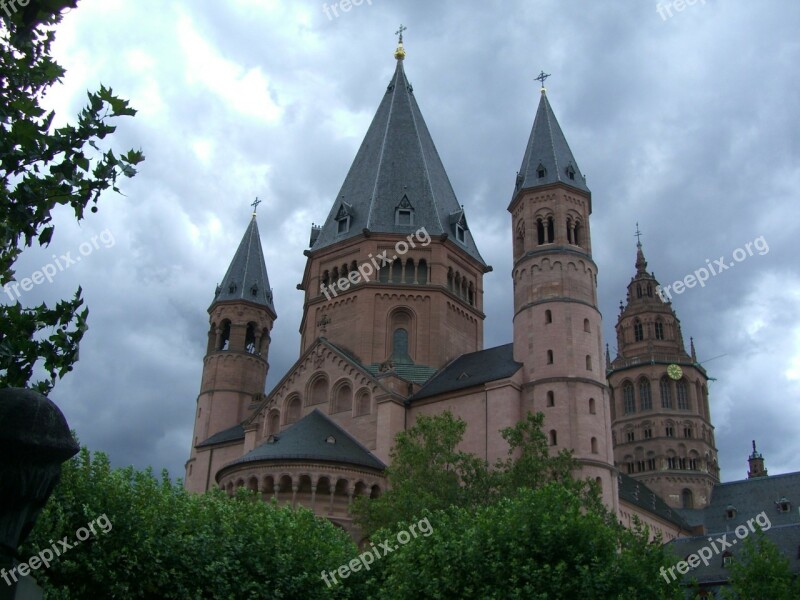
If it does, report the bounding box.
[514,88,590,198]
[212,214,275,314]
[309,43,485,265]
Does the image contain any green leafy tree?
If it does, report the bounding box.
[721,529,800,600]
[1,0,143,393]
[367,485,684,599]
[22,448,363,599]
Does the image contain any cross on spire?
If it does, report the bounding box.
[634,222,643,247]
[395,24,407,43]
[251,197,262,216]
[535,70,551,89]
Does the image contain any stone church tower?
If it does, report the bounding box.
[298,38,489,371]
[509,85,618,510]
[608,240,718,509]
[184,213,276,492]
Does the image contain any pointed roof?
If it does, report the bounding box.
[224,409,385,471]
[514,90,590,199]
[211,216,275,314]
[310,56,485,266]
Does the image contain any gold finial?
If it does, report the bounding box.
[394,24,407,60]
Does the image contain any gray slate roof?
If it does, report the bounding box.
[211,216,275,313]
[310,59,485,266]
[411,343,522,401]
[618,473,692,531]
[226,409,385,471]
[513,90,590,200]
[196,424,244,448]
[666,471,800,585]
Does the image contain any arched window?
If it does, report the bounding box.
[636,284,643,298]
[585,355,592,371]
[354,389,371,416]
[654,320,664,340]
[245,322,257,354]
[583,318,590,332]
[546,217,555,244]
[286,397,301,424]
[547,391,555,407]
[379,261,390,283]
[309,377,328,405]
[660,377,673,409]
[639,378,652,410]
[391,258,402,283]
[218,320,231,351]
[417,259,428,284]
[545,309,552,324]
[447,267,453,290]
[404,258,414,284]
[467,282,474,306]
[332,382,352,413]
[589,397,596,414]
[546,349,554,364]
[623,382,635,414]
[677,379,689,410]
[591,437,598,454]
[549,430,557,446]
[393,328,409,359]
[537,219,545,245]
[681,489,693,508]
[268,410,280,435]
[574,222,582,247]
[634,319,644,342]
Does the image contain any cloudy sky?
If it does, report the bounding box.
[10,0,800,483]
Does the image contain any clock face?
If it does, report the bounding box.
[667,364,683,380]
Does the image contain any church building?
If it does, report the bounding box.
[183,37,800,588]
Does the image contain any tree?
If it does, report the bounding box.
[721,530,800,600]
[352,411,488,535]
[21,448,363,599]
[0,0,143,393]
[352,410,593,535]
[367,485,685,599]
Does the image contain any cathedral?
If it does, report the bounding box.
[183,36,800,593]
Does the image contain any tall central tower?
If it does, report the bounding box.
[298,37,490,373]
[509,85,617,510]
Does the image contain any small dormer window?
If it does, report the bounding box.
[566,164,576,180]
[777,498,791,513]
[396,209,413,226]
[250,284,258,297]
[455,223,466,243]
[228,283,237,294]
[326,435,336,444]
[536,163,547,179]
[395,195,414,226]
[725,505,737,519]
[722,552,733,567]
[337,215,350,234]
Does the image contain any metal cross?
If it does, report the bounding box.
[395,24,407,43]
[535,70,551,88]
[251,197,262,213]
[634,222,642,246]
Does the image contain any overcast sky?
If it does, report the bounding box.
[10,0,800,484]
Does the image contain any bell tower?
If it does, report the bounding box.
[509,81,617,510]
[185,209,276,492]
[608,235,718,509]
